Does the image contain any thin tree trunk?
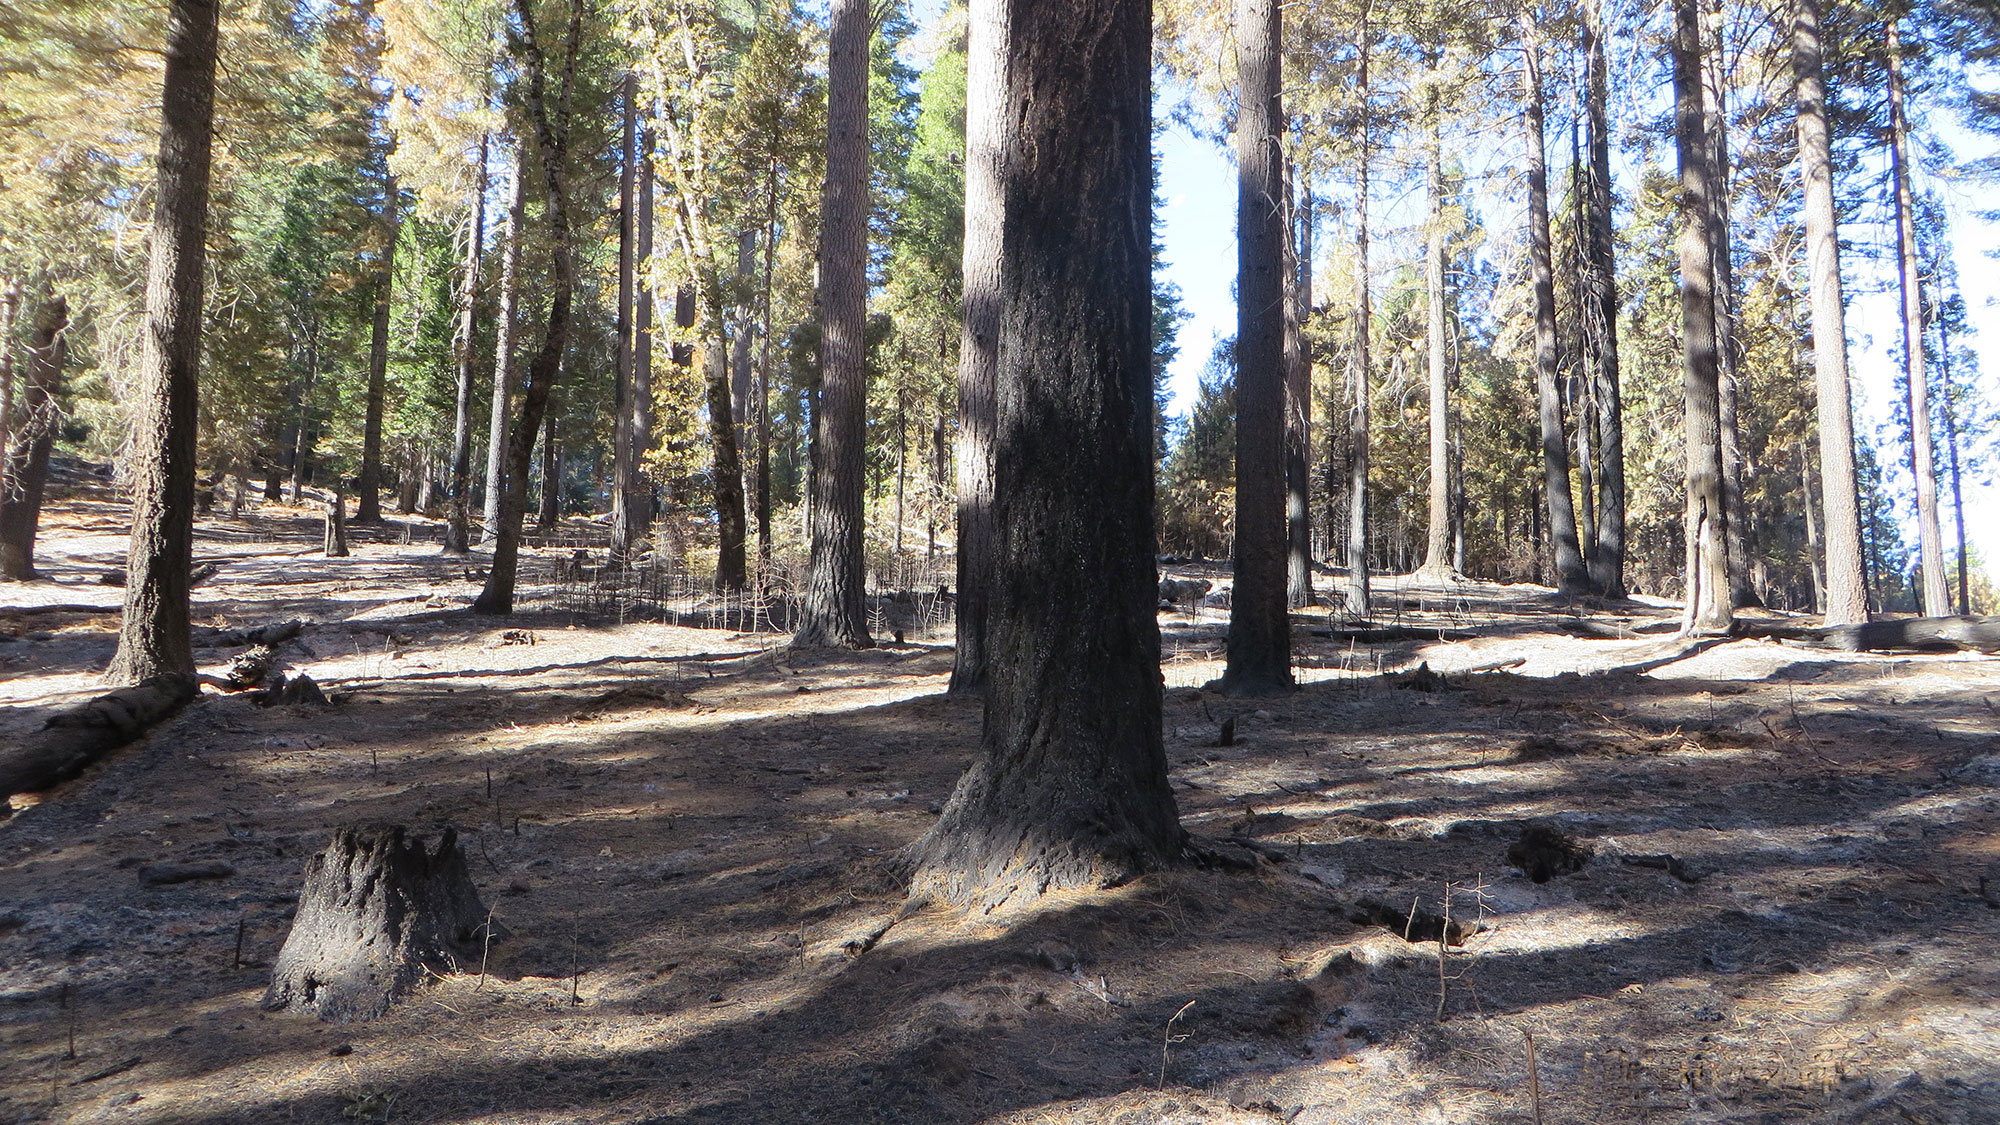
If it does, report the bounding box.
[398,439,420,514]
[1791,0,1864,623]
[0,296,68,580]
[0,277,20,462]
[356,174,397,525]
[1418,71,1453,580]
[796,0,871,646]
[482,150,527,543]
[1344,14,1372,621]
[633,127,655,550]
[1522,20,1587,596]
[1887,16,1950,617]
[906,0,1181,911]
[1703,0,1757,608]
[537,408,560,532]
[108,0,219,684]
[704,341,749,589]
[612,74,639,563]
[1569,118,1599,564]
[949,0,1003,690]
[473,0,582,616]
[730,229,757,543]
[1286,171,1313,608]
[1223,0,1292,695]
[756,166,777,563]
[445,133,488,556]
[289,336,317,504]
[1937,318,1969,614]
[1584,0,1626,598]
[1672,0,1734,635]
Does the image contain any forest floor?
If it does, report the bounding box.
[3,476,1999,1125]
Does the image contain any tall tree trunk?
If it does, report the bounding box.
[108,0,219,684]
[950,0,1004,691]
[483,150,527,543]
[905,0,1182,911]
[537,408,560,532]
[1672,0,1734,635]
[1569,119,1599,565]
[1522,20,1587,596]
[729,229,757,544]
[1286,172,1313,608]
[0,296,68,580]
[611,74,639,564]
[1791,0,1864,623]
[1223,0,1292,695]
[1939,341,1969,614]
[356,174,398,525]
[705,341,749,589]
[755,165,777,563]
[1887,17,1950,617]
[632,129,655,554]
[1344,15,1372,621]
[796,0,871,646]
[1584,0,1626,598]
[0,277,20,463]
[1702,0,1757,607]
[1418,89,1453,580]
[473,0,582,616]
[444,133,488,556]
[288,336,318,503]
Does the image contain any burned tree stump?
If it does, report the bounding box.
[264,826,495,1022]
[323,488,349,557]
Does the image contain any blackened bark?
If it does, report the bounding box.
[108,0,219,684]
[483,152,527,543]
[1584,1,1627,598]
[1222,0,1293,695]
[263,827,494,1023]
[1887,17,1950,617]
[355,175,398,525]
[0,297,67,580]
[949,0,1004,692]
[444,134,488,556]
[1523,22,1587,596]
[473,0,582,616]
[537,409,560,532]
[612,75,639,564]
[905,0,1182,912]
[1792,0,1865,624]
[795,0,871,647]
[1672,0,1734,635]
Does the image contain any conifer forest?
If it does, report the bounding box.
[4,0,2000,1121]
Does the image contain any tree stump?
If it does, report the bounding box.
[263,826,494,1022]
[324,488,349,557]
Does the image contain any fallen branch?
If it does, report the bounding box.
[0,674,199,801]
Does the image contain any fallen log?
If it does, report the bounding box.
[1826,615,2000,654]
[0,674,199,801]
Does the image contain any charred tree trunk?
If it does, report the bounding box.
[949,0,1004,691]
[107,0,219,684]
[473,0,582,616]
[482,150,528,544]
[444,134,488,557]
[355,175,397,525]
[1584,0,1626,598]
[1887,17,1950,618]
[1672,0,1734,635]
[1523,21,1587,596]
[537,409,561,532]
[0,296,68,580]
[1344,16,1373,621]
[905,0,1183,911]
[1222,0,1292,695]
[795,0,871,647]
[705,342,749,590]
[263,827,494,1023]
[1793,0,1867,624]
[1702,0,1757,609]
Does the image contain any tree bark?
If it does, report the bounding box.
[537,409,561,532]
[795,0,871,647]
[1671,0,1735,635]
[473,0,582,616]
[1223,0,1292,695]
[632,129,655,552]
[1701,0,1758,609]
[108,0,219,685]
[355,174,397,525]
[1418,75,1454,581]
[482,150,527,543]
[1584,0,1627,598]
[705,341,749,589]
[444,133,488,556]
[1522,20,1587,596]
[906,0,1182,911]
[1344,17,1372,621]
[611,74,639,564]
[1887,17,1950,618]
[323,485,348,557]
[0,296,68,580]
[950,0,1004,691]
[1285,170,1313,608]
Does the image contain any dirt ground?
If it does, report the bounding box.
[3,480,1998,1125]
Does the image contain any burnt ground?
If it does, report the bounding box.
[2,482,1998,1125]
